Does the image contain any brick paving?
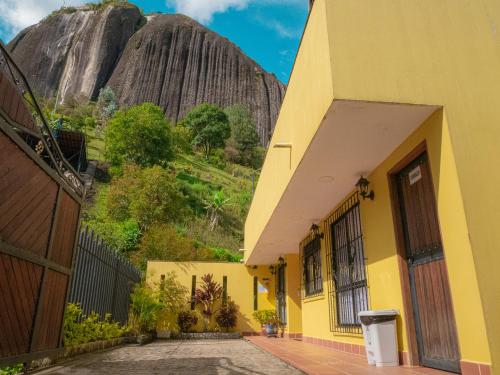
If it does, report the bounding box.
[35,339,305,375]
[246,337,452,375]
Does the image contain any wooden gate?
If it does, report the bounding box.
[0,43,84,366]
[395,152,460,373]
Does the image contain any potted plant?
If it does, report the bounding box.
[252,310,280,337]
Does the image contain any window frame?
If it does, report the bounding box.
[325,193,369,334]
[302,236,323,297]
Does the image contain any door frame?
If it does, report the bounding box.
[387,141,460,369]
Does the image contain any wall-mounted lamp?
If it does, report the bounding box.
[356,176,375,200]
[278,256,286,267]
[310,224,324,239]
[269,265,276,275]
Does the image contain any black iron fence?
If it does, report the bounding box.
[68,226,142,325]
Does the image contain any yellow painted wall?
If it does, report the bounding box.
[244,0,334,261]
[284,254,302,335]
[146,262,275,333]
[298,111,491,364]
[324,0,500,369]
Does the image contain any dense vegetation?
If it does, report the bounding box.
[41,88,263,271]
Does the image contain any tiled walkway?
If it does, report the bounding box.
[246,337,451,375]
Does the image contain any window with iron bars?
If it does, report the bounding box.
[302,236,323,297]
[325,193,369,334]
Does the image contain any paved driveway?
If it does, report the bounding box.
[36,339,304,375]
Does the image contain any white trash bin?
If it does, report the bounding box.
[358,310,399,367]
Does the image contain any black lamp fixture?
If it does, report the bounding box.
[310,223,324,239]
[278,256,287,267]
[356,176,375,200]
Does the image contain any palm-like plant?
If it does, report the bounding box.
[204,190,230,231]
[193,274,223,331]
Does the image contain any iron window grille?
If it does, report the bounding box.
[276,264,287,325]
[325,192,369,334]
[301,236,323,297]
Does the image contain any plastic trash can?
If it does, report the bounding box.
[358,310,399,367]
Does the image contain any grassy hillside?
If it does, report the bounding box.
[82,146,259,269]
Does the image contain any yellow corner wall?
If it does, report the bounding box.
[284,254,302,335]
[146,262,275,333]
[324,0,500,368]
[244,0,334,261]
[298,110,491,364]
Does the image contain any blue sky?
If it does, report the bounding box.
[0,0,308,83]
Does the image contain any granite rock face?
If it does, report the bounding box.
[8,6,286,145]
[9,5,143,101]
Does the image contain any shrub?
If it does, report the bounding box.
[216,300,238,332]
[211,247,243,263]
[193,274,223,331]
[172,124,193,154]
[0,364,23,375]
[252,310,280,326]
[177,310,199,333]
[133,223,197,271]
[63,303,126,346]
[129,283,164,334]
[157,272,189,331]
[107,164,189,230]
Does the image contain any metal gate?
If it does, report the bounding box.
[0,42,84,367]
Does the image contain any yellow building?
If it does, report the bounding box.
[243,0,499,374]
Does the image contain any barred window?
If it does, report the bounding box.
[303,237,323,297]
[331,203,368,327]
[326,193,369,333]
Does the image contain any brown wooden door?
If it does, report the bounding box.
[396,153,461,373]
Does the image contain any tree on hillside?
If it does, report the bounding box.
[204,190,230,231]
[95,86,117,132]
[105,103,173,169]
[181,104,230,158]
[224,104,260,166]
[107,164,188,230]
[224,104,265,168]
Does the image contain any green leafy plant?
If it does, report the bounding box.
[0,364,23,375]
[215,299,238,332]
[129,283,164,334]
[177,310,199,333]
[63,303,126,346]
[252,310,280,326]
[157,272,189,331]
[193,274,223,331]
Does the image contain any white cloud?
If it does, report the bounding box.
[0,0,86,40]
[166,0,250,24]
[166,0,306,25]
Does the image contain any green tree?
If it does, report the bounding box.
[224,104,260,167]
[107,164,188,230]
[182,104,230,158]
[204,190,230,231]
[95,86,117,124]
[105,103,173,169]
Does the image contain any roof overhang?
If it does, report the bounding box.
[246,99,440,265]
